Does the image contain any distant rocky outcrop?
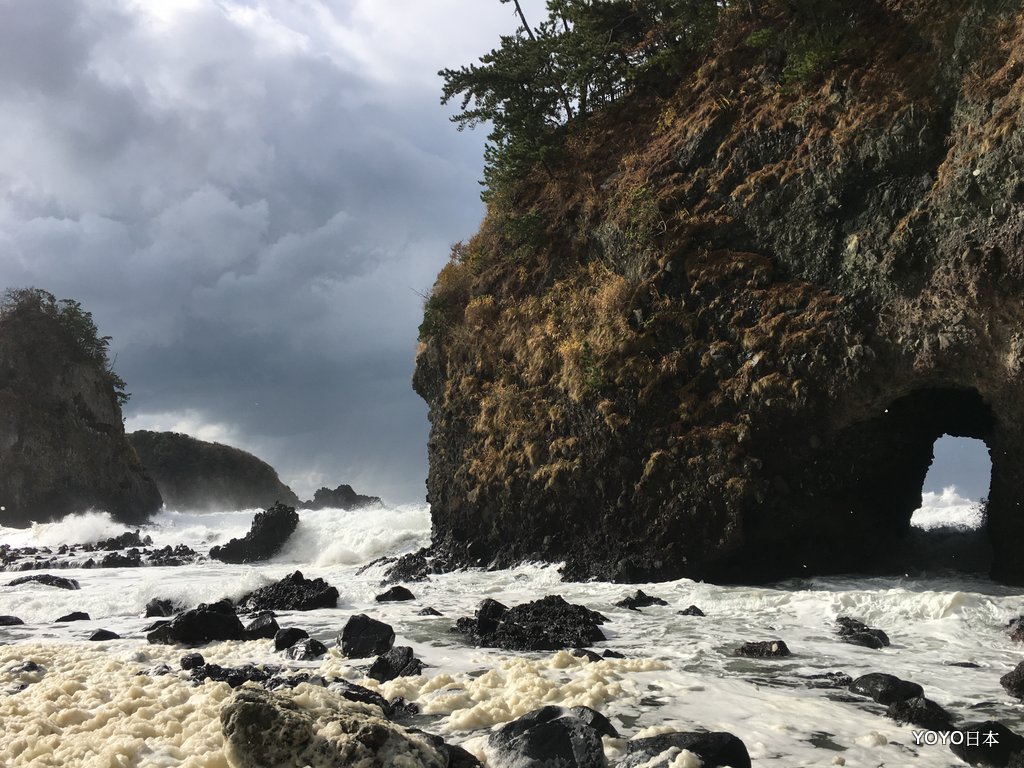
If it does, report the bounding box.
[129,430,299,511]
[0,288,162,527]
[209,503,299,564]
[301,484,380,510]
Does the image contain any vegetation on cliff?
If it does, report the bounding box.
[416,0,1024,582]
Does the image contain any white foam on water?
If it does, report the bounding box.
[911,486,985,530]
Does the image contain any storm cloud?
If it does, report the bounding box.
[0,0,545,502]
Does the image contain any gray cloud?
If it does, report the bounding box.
[0,0,545,502]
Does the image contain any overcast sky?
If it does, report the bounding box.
[0,0,989,506]
[0,0,552,503]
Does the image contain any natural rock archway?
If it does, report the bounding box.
[413,1,1024,584]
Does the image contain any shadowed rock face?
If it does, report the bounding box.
[0,295,162,527]
[414,2,1024,583]
[129,430,299,511]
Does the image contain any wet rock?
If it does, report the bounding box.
[339,614,395,658]
[615,590,668,610]
[616,732,751,768]
[487,705,607,768]
[146,543,200,566]
[836,616,890,649]
[274,627,309,652]
[886,696,953,731]
[571,648,603,663]
[146,663,173,677]
[209,503,299,564]
[180,653,205,670]
[244,613,280,640]
[376,585,415,602]
[147,607,245,645]
[88,629,120,641]
[144,598,178,618]
[570,706,618,738]
[735,640,790,658]
[414,731,482,768]
[850,673,924,704]
[88,530,151,550]
[0,615,24,626]
[7,573,79,590]
[454,595,606,652]
[55,611,90,622]
[805,671,854,689]
[368,646,425,683]
[949,721,1024,767]
[193,663,275,688]
[220,686,445,768]
[301,484,381,511]
[100,550,142,567]
[417,606,442,616]
[1000,661,1024,699]
[285,638,328,660]
[237,570,339,612]
[383,548,434,583]
[678,605,705,616]
[602,649,625,659]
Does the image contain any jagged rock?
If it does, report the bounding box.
[886,696,953,731]
[88,629,120,641]
[368,646,425,683]
[383,549,435,583]
[210,504,299,564]
[339,614,395,658]
[454,595,606,652]
[850,673,923,705]
[146,543,200,566]
[417,607,442,616]
[836,616,890,649]
[244,613,280,640]
[193,663,274,688]
[616,732,751,768]
[86,531,151,551]
[301,484,380,510]
[274,627,309,652]
[376,586,415,602]
[949,721,1024,767]
[602,649,625,659]
[54,612,89,622]
[413,4,1024,585]
[735,640,790,658]
[285,639,328,661]
[0,289,162,527]
[0,615,24,626]
[144,598,178,618]
[7,574,79,590]
[100,551,141,567]
[180,653,205,670]
[614,590,667,610]
[486,706,607,768]
[147,607,245,645]
[220,686,446,768]
[129,430,299,511]
[1000,661,1024,699]
[237,571,338,612]
[678,605,705,616]
[805,672,854,689]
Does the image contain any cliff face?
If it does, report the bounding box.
[0,294,162,527]
[129,431,299,512]
[417,1,1024,582]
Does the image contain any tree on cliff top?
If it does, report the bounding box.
[0,287,130,406]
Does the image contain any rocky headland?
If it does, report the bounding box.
[415,1,1024,583]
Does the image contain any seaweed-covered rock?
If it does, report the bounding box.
[850,673,923,705]
[616,732,751,768]
[238,571,339,612]
[7,574,79,590]
[339,614,395,659]
[487,706,607,768]
[455,595,606,651]
[210,503,299,564]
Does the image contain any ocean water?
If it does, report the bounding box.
[0,492,1019,767]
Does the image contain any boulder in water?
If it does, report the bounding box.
[886,696,953,731]
[1000,661,1024,699]
[376,586,415,602]
[339,614,395,658]
[454,595,606,652]
[614,590,667,610]
[301,483,381,510]
[210,503,299,564]
[284,638,328,661]
[850,673,924,704]
[7,574,79,590]
[0,615,24,626]
[678,605,705,617]
[836,616,890,649]
[274,627,309,652]
[244,612,280,640]
[948,721,1024,767]
[54,611,89,622]
[238,571,339,612]
[486,705,607,768]
[735,640,790,658]
[147,607,245,645]
[144,598,179,618]
[616,732,752,768]
[88,629,120,641]
[180,653,205,670]
[368,646,425,683]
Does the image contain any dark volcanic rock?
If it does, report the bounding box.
[147,607,245,645]
[735,640,790,658]
[678,605,705,616]
[836,616,890,649]
[368,646,425,683]
[301,483,380,510]
[616,732,752,768]
[129,429,299,511]
[376,585,415,602]
[237,571,338,612]
[1000,662,1024,699]
[144,598,178,618]
[100,551,141,567]
[88,629,120,641]
[850,673,923,705]
[571,648,603,663]
[417,606,442,616]
[383,549,436,583]
[0,288,162,527]
[886,696,953,731]
[180,653,205,670]
[412,4,1024,586]
[193,662,275,688]
[209,503,299,564]
[87,530,151,551]
[949,721,1024,767]
[55,611,89,622]
[339,614,395,658]
[274,627,309,652]
[284,638,328,660]
[614,590,667,610]
[487,706,607,768]
[455,595,606,651]
[7,574,79,590]
[244,613,280,640]
[0,615,24,626]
